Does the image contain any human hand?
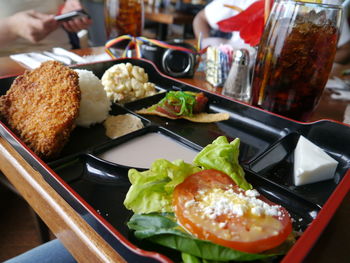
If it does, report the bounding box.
[60,0,92,32]
[8,10,58,43]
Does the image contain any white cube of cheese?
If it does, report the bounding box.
[294,136,338,186]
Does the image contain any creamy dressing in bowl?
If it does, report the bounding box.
[97,132,198,168]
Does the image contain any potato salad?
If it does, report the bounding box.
[101,63,157,104]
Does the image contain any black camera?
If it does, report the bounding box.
[141,40,197,78]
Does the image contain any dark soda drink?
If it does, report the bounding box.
[105,0,143,39]
[251,2,340,121]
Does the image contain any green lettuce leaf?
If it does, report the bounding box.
[181,253,203,263]
[193,136,252,190]
[124,136,252,213]
[124,159,201,214]
[181,253,223,263]
[128,213,276,262]
[157,91,197,116]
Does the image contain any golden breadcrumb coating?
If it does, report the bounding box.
[0,61,81,159]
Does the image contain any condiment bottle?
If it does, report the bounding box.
[222,49,251,102]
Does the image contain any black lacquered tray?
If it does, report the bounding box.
[1,58,350,263]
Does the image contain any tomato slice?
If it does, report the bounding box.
[193,92,208,113]
[156,105,178,118]
[173,169,292,253]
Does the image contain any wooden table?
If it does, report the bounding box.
[0,47,350,262]
[144,4,195,40]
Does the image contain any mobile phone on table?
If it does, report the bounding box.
[54,9,90,22]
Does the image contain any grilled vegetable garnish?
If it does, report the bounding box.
[136,91,229,123]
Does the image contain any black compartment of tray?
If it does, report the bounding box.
[88,126,201,170]
[248,123,350,206]
[48,104,151,168]
[125,90,291,163]
[53,152,314,260]
[53,155,315,247]
[1,58,350,262]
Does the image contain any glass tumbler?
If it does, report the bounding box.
[251,0,342,121]
[104,0,144,40]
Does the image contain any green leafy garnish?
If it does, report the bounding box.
[128,213,277,262]
[181,253,203,263]
[194,136,252,190]
[156,91,198,116]
[124,136,292,262]
[124,159,201,214]
[124,136,251,213]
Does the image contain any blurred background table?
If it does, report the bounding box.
[144,3,195,40]
[0,46,349,262]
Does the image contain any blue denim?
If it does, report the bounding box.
[4,239,76,263]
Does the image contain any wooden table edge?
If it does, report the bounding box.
[0,137,126,263]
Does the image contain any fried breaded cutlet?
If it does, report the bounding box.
[0,61,81,159]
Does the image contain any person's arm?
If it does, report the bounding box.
[0,10,58,47]
[193,9,211,39]
[0,17,18,46]
[60,0,92,32]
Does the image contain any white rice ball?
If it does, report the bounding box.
[75,69,111,127]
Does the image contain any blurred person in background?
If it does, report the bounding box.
[193,0,258,49]
[0,0,92,57]
[193,0,350,63]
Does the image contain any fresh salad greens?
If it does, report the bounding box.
[124,159,201,214]
[194,136,252,190]
[124,136,251,214]
[128,214,275,262]
[124,136,275,263]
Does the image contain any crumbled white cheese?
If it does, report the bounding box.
[231,204,247,217]
[294,136,338,186]
[245,189,260,197]
[264,205,282,217]
[196,187,283,220]
[251,206,264,216]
